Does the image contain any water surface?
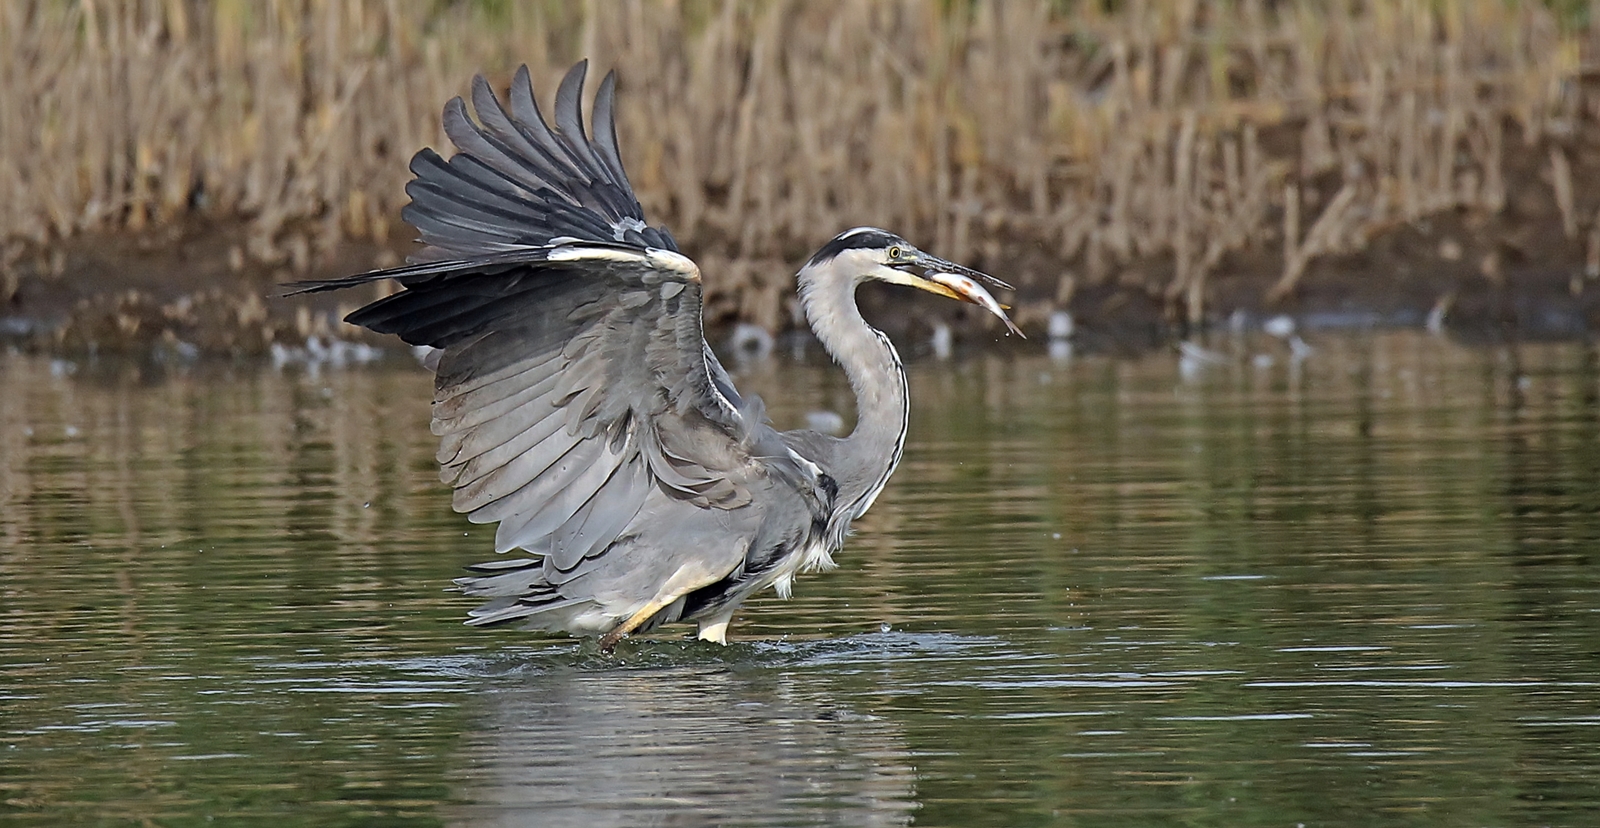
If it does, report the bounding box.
[2,331,1598,826]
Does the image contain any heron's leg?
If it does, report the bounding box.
[597,562,731,651]
[696,612,735,645]
[598,597,675,651]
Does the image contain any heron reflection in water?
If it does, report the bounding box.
[291,61,1020,647]
[450,664,917,826]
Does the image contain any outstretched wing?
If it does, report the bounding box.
[288,62,778,577]
[404,61,678,261]
[293,245,763,570]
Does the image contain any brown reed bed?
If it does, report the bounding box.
[2,0,1599,352]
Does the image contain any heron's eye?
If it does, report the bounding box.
[887,246,902,260]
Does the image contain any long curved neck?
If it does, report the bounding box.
[797,267,908,515]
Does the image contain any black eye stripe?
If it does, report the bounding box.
[806,228,907,267]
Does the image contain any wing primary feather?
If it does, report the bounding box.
[468,75,569,195]
[459,422,597,518]
[483,438,619,552]
[347,267,542,336]
[501,454,632,568]
[433,352,563,426]
[403,185,535,242]
[590,71,637,200]
[365,280,537,348]
[413,159,618,242]
[552,62,607,184]
[288,247,562,297]
[434,365,562,443]
[442,89,589,207]
[441,398,566,488]
[411,163,618,242]
[440,96,546,195]
[549,62,640,223]
[415,158,545,215]
[546,458,648,572]
[436,343,570,401]
[506,64,588,183]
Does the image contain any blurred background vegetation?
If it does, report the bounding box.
[3,0,1600,350]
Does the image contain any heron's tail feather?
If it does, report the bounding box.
[464,597,586,627]
[455,556,548,595]
[456,557,584,627]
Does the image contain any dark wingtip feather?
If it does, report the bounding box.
[439,95,478,154]
[508,64,543,129]
[281,271,391,296]
[555,60,591,139]
[591,70,633,194]
[469,74,503,128]
[373,60,678,267]
[553,62,599,185]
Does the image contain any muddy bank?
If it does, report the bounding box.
[3,194,1598,362]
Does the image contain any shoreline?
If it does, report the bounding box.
[3,203,1597,361]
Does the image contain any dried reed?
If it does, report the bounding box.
[0,0,1591,329]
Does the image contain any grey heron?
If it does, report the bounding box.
[290,61,1020,648]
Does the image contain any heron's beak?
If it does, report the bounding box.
[886,249,1024,337]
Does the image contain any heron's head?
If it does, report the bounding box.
[806,228,1023,336]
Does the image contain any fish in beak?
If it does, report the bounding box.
[881,246,1024,337]
[924,270,1024,337]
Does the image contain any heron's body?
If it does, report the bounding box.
[291,62,1017,646]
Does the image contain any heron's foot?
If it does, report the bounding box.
[598,597,675,652]
[696,616,733,645]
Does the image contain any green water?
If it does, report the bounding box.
[2,331,1598,826]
